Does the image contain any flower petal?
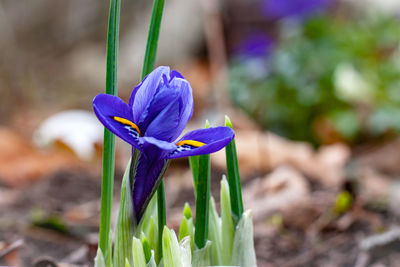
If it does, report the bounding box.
[168,77,194,141]
[93,94,141,150]
[166,126,235,159]
[130,66,170,123]
[138,83,180,132]
[144,97,182,142]
[132,137,175,220]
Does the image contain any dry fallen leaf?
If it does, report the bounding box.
[213,130,350,188]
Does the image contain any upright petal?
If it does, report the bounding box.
[93,94,141,151]
[168,77,194,141]
[130,66,170,123]
[144,97,182,142]
[132,137,175,220]
[167,127,235,159]
[138,84,180,132]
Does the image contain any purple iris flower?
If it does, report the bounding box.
[93,66,234,221]
[261,0,332,20]
[234,33,274,59]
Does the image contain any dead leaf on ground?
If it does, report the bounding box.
[0,127,81,187]
[213,130,350,188]
[244,165,311,221]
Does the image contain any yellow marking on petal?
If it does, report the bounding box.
[113,116,141,136]
[176,140,206,147]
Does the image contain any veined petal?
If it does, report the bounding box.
[132,137,174,220]
[93,94,141,151]
[130,66,170,123]
[168,77,194,141]
[138,84,180,132]
[167,127,235,159]
[139,136,177,158]
[144,97,182,142]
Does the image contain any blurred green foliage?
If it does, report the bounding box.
[229,14,400,144]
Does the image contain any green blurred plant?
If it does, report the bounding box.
[229,13,400,144]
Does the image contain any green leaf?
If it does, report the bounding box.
[147,217,158,259]
[156,180,166,264]
[225,116,244,224]
[162,226,183,267]
[232,210,257,267]
[179,204,194,252]
[192,241,211,267]
[132,237,147,267]
[194,152,211,249]
[221,176,234,265]
[94,248,107,267]
[140,234,152,264]
[113,161,135,267]
[183,202,193,219]
[99,0,121,257]
[141,0,166,79]
[140,0,166,262]
[147,254,157,267]
[189,155,200,196]
[208,197,222,265]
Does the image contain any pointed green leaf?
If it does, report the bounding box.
[225,116,244,224]
[132,237,147,267]
[189,155,200,195]
[125,259,131,267]
[221,176,234,265]
[141,234,152,264]
[162,226,182,267]
[179,213,194,253]
[99,0,121,257]
[232,210,257,267]
[183,202,192,219]
[194,152,211,249]
[94,248,107,267]
[192,241,211,267]
[208,197,222,265]
[179,236,192,266]
[146,253,157,267]
[113,161,135,267]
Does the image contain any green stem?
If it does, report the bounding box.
[142,0,165,78]
[194,154,211,249]
[99,0,121,258]
[156,180,166,263]
[140,0,165,263]
[225,116,244,224]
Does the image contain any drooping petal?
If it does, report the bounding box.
[132,137,175,220]
[130,66,170,123]
[167,127,235,159]
[93,94,141,151]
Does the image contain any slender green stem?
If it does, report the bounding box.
[142,0,165,78]
[99,0,121,258]
[225,116,244,224]
[189,155,200,197]
[156,180,166,263]
[194,154,211,249]
[140,0,165,263]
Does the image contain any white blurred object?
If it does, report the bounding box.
[33,110,103,161]
[343,0,400,14]
[334,62,374,104]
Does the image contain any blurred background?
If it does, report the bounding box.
[1,0,400,266]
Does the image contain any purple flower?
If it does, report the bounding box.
[261,0,332,20]
[93,66,234,220]
[234,33,274,59]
